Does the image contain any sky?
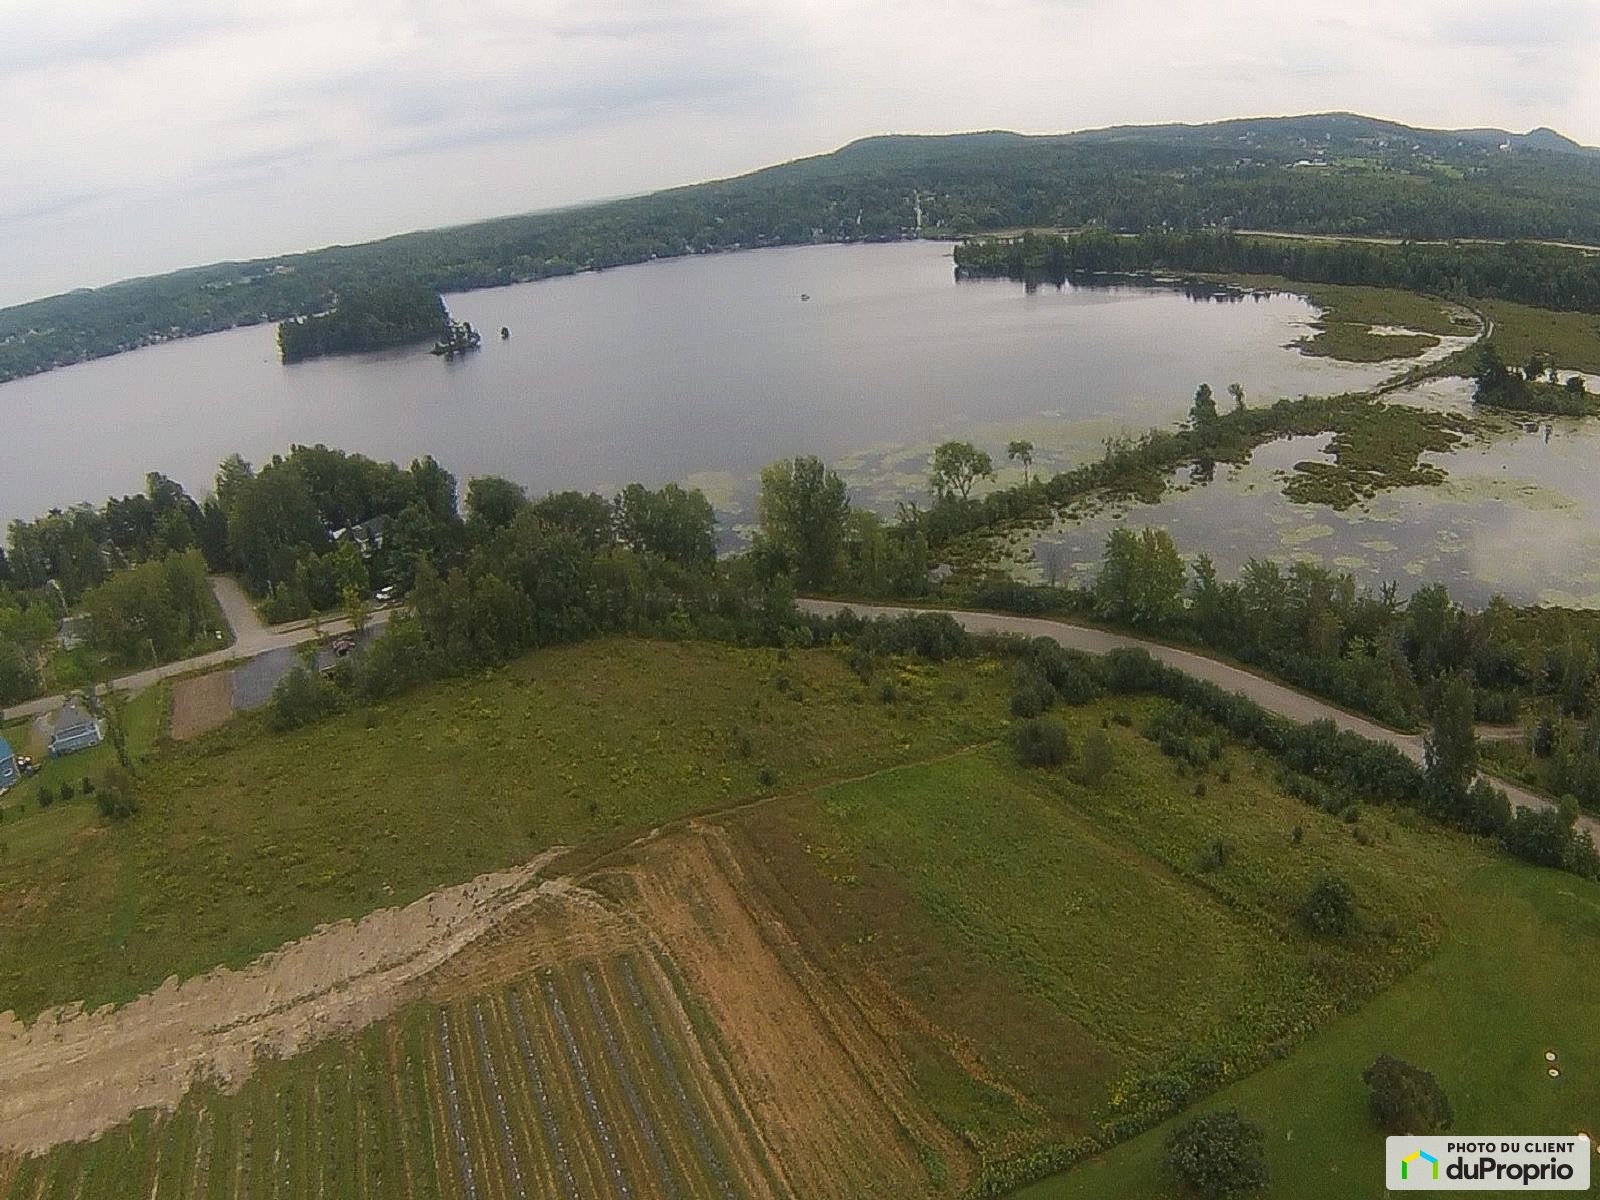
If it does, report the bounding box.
[3,0,1597,308]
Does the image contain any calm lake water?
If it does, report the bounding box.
[1,241,1394,529]
[10,239,1591,604]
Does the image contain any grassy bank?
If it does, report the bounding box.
[1023,861,1600,1198]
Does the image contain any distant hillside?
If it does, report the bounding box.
[3,111,1599,384]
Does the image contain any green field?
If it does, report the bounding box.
[1020,863,1600,1198]
[0,639,1007,1020]
[5,638,1599,1198]
[1481,300,1600,375]
[732,694,1501,1183]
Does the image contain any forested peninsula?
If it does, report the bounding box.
[276,285,447,363]
[5,112,1600,383]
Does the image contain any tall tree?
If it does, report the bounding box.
[929,441,995,501]
[1424,673,1478,810]
[757,456,850,590]
[1095,527,1186,628]
[1006,439,1035,485]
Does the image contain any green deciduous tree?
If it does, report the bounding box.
[1006,439,1035,484]
[1095,527,1186,628]
[1164,1110,1268,1199]
[757,456,850,590]
[465,476,529,534]
[1363,1055,1453,1134]
[929,441,994,501]
[1424,674,1478,813]
[614,483,716,569]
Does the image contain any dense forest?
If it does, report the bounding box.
[953,228,1600,315]
[276,285,448,363]
[4,113,1600,383]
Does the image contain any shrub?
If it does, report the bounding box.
[95,767,138,820]
[267,665,345,732]
[877,679,899,705]
[81,776,96,794]
[1009,662,1055,718]
[1012,718,1070,768]
[1077,730,1115,786]
[58,781,75,802]
[1363,1055,1453,1134]
[1164,1109,1269,1199]
[1026,638,1104,704]
[36,785,53,808]
[1195,838,1232,873]
[1300,874,1358,937]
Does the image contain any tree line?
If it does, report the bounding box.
[954,228,1600,317]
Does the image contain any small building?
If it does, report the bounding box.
[48,699,104,757]
[0,736,17,789]
[330,515,391,558]
[58,614,92,650]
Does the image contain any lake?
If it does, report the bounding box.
[1,241,1394,530]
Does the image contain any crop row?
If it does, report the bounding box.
[2,956,757,1200]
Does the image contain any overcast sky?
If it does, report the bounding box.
[3,0,1596,308]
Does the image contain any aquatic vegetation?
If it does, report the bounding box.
[1280,403,1474,509]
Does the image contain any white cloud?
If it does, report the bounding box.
[2,0,1597,305]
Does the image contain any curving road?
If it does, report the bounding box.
[797,598,1599,841]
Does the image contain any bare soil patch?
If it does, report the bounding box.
[0,850,565,1155]
[168,669,236,741]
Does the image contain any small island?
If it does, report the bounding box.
[432,319,482,358]
[276,284,451,363]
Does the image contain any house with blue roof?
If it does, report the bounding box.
[0,736,17,789]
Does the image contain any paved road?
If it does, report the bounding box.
[798,599,1598,841]
[3,578,392,722]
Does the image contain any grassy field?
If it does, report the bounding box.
[1021,862,1600,1199]
[5,639,1598,1199]
[1481,299,1600,375]
[732,694,1494,1177]
[0,638,1007,1020]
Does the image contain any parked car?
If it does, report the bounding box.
[331,636,356,657]
[374,585,398,604]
